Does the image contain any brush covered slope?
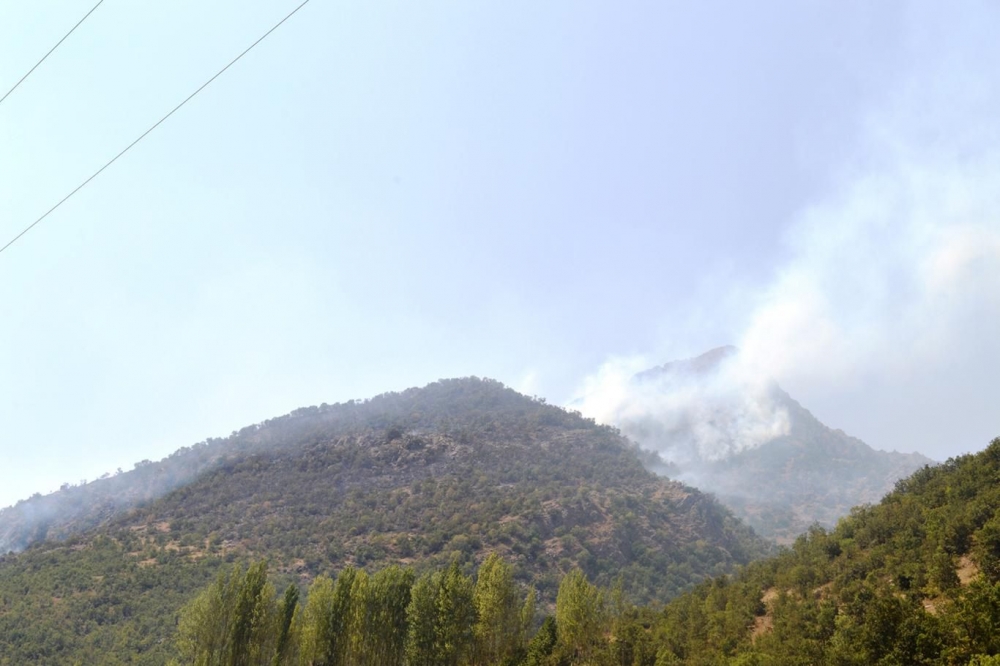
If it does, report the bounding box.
[628,347,932,543]
[0,378,769,664]
[653,437,1000,665]
[0,447,225,554]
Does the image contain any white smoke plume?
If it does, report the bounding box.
[572,348,790,464]
[573,20,1000,461]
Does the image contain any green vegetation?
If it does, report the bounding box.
[0,378,767,664]
[158,434,993,666]
[6,375,995,664]
[171,555,661,666]
[650,437,1000,664]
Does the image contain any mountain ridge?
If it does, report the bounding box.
[616,347,934,542]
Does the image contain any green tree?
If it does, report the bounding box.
[473,553,522,665]
[974,514,1000,584]
[437,560,477,666]
[175,561,277,666]
[928,546,959,592]
[523,616,558,666]
[299,568,358,666]
[299,575,335,666]
[950,580,1000,660]
[177,565,243,666]
[346,568,371,664]
[555,569,605,664]
[968,656,1000,666]
[406,572,441,666]
[230,561,277,666]
[273,584,299,666]
[521,587,537,647]
[366,565,414,666]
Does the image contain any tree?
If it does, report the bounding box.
[555,569,605,663]
[523,616,558,666]
[229,561,277,666]
[521,587,537,647]
[299,575,335,666]
[437,560,477,666]
[974,514,1000,583]
[406,572,441,666]
[366,565,414,666]
[473,553,522,665]
[405,562,477,666]
[299,568,358,666]
[176,565,242,666]
[273,584,299,666]
[175,561,278,666]
[346,569,371,664]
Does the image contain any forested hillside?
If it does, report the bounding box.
[650,436,1000,664]
[84,436,1000,665]
[0,378,768,664]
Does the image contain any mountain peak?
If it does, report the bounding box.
[634,345,739,382]
[605,351,933,543]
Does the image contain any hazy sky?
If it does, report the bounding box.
[2,1,999,509]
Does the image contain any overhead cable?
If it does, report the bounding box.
[0,0,312,257]
[0,0,105,108]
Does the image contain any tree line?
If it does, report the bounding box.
[171,553,667,666]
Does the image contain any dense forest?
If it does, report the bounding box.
[0,378,767,664]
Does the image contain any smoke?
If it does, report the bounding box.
[571,348,790,464]
[573,15,1000,461]
[739,115,1000,392]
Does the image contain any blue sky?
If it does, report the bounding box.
[2,1,999,508]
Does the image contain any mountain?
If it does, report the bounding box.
[0,446,227,554]
[162,435,996,666]
[653,436,1000,664]
[617,347,933,543]
[0,377,770,664]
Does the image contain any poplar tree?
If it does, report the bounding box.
[327,567,358,666]
[472,553,521,665]
[176,561,278,666]
[229,560,277,666]
[273,584,299,666]
[523,616,558,666]
[405,572,441,666]
[299,575,335,666]
[520,587,537,647]
[436,560,477,666]
[346,568,371,664]
[406,562,476,666]
[177,564,244,666]
[555,568,605,663]
[367,565,414,666]
[299,568,357,666]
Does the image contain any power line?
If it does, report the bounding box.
[0,0,312,257]
[0,0,105,108]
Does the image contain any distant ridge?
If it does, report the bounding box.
[620,348,934,543]
[634,345,738,381]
